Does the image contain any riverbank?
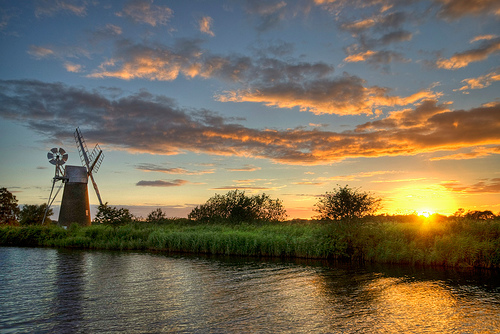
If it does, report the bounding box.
[1,217,499,268]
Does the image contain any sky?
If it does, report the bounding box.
[0,0,499,220]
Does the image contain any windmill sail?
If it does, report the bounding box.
[74,128,104,206]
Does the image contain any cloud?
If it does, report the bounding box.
[28,44,91,62]
[64,62,83,73]
[87,39,204,80]
[136,179,188,187]
[457,68,500,91]
[90,24,122,43]
[435,0,500,19]
[1,80,499,165]
[88,39,334,83]
[226,165,262,172]
[322,170,401,182]
[436,38,500,69]
[217,73,438,115]
[293,181,325,185]
[244,0,289,31]
[28,46,55,59]
[116,0,173,26]
[199,16,215,37]
[34,0,88,18]
[136,163,214,175]
[430,146,500,160]
[344,49,409,65]
[470,34,498,43]
[338,9,415,67]
[0,6,20,34]
[441,178,500,193]
[212,186,272,190]
[371,177,428,183]
[59,36,431,115]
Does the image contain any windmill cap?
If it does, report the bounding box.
[64,165,88,184]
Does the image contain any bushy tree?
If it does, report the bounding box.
[0,187,20,225]
[188,190,287,223]
[454,209,497,220]
[19,204,53,225]
[94,203,134,225]
[314,185,381,221]
[146,208,167,223]
[464,210,496,220]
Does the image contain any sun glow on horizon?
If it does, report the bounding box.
[417,210,434,218]
[383,184,458,217]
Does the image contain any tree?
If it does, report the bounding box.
[188,190,287,223]
[146,208,167,223]
[0,187,20,225]
[464,210,496,220]
[94,203,134,225]
[19,204,53,225]
[314,185,381,221]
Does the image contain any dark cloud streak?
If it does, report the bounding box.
[136,179,188,187]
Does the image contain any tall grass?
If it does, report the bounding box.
[1,217,499,268]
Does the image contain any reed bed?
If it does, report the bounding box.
[1,217,499,268]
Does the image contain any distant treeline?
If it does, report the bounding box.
[1,215,499,269]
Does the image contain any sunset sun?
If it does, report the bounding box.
[417,210,434,218]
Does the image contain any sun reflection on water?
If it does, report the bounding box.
[362,277,500,333]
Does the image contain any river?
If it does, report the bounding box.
[1,247,499,333]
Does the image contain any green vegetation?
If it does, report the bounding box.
[2,187,499,268]
[0,187,20,225]
[1,215,499,268]
[188,190,287,222]
[93,203,134,225]
[19,204,52,226]
[315,185,381,221]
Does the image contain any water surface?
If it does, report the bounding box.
[1,247,499,333]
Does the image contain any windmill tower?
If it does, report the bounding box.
[42,148,68,224]
[58,128,104,227]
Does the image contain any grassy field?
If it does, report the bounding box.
[1,216,499,268]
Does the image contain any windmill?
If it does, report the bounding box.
[42,148,68,224]
[74,127,104,206]
[56,128,105,227]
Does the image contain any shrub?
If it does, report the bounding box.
[188,190,287,223]
[0,187,20,225]
[19,204,52,225]
[146,208,167,223]
[315,185,381,221]
[94,203,134,225]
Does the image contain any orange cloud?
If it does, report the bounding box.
[441,178,500,193]
[435,0,500,19]
[199,16,215,37]
[226,165,262,172]
[430,146,500,160]
[457,69,500,91]
[64,62,83,73]
[217,76,439,116]
[341,18,376,33]
[436,39,500,69]
[115,0,173,26]
[470,34,497,43]
[344,50,377,62]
